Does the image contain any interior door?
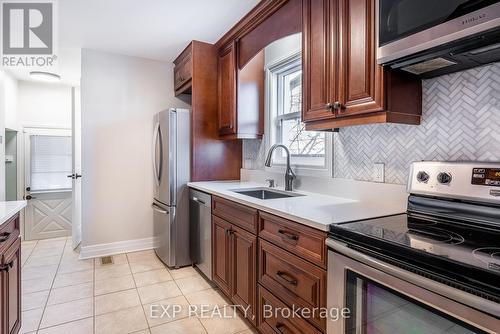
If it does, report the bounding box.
[24,129,72,241]
[71,87,82,248]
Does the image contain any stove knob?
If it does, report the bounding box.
[416,171,430,183]
[437,172,452,185]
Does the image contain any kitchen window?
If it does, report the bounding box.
[266,53,332,175]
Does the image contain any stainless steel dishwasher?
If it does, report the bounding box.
[189,189,212,279]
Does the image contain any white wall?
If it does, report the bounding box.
[0,70,11,201]
[81,49,187,249]
[16,81,72,129]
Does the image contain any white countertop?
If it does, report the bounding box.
[188,181,406,231]
[0,201,27,227]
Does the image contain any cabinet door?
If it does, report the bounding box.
[0,238,21,334]
[230,225,257,324]
[212,216,232,296]
[302,0,338,122]
[337,0,384,116]
[217,42,237,135]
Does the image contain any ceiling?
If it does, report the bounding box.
[6,0,259,85]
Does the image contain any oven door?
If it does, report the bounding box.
[327,240,500,334]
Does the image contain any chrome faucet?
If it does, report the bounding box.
[264,144,295,191]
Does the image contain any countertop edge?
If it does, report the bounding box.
[0,201,27,227]
[188,183,334,232]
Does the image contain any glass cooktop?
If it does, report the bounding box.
[330,213,500,300]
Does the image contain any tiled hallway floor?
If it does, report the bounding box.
[20,237,254,334]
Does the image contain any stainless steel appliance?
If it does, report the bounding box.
[327,161,500,333]
[377,0,500,77]
[153,108,190,268]
[189,189,212,279]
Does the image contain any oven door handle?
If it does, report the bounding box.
[326,239,500,318]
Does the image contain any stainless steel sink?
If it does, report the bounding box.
[231,187,304,200]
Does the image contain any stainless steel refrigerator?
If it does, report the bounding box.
[152,108,190,268]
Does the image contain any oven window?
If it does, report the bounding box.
[345,271,486,334]
[379,0,496,46]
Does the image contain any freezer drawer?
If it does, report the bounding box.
[189,189,212,279]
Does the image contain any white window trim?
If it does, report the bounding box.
[264,52,333,178]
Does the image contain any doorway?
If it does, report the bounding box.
[23,128,72,241]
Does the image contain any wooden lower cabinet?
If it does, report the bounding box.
[231,225,257,324]
[212,214,257,324]
[257,285,322,334]
[212,216,232,296]
[0,214,21,334]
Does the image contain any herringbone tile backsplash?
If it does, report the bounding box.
[243,62,500,185]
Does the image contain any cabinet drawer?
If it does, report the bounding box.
[174,54,192,89]
[0,214,20,257]
[259,240,326,331]
[257,285,323,334]
[1,237,20,266]
[258,212,327,268]
[212,197,258,234]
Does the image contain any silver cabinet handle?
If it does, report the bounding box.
[151,204,168,214]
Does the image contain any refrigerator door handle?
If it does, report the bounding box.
[152,203,169,214]
[152,122,161,186]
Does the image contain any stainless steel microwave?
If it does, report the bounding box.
[377,0,500,78]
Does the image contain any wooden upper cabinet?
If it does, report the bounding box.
[217,42,238,136]
[302,0,338,122]
[173,46,192,96]
[337,0,383,116]
[303,0,422,130]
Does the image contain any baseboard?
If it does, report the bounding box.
[79,237,159,259]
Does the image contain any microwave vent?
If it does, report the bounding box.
[401,58,458,75]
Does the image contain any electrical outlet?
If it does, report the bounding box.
[373,163,385,182]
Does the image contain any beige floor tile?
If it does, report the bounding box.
[144,295,190,327]
[53,269,93,288]
[169,266,199,280]
[175,275,214,295]
[95,306,148,334]
[150,317,207,334]
[133,268,172,287]
[95,274,136,295]
[57,259,94,274]
[198,307,251,334]
[47,282,93,305]
[37,317,93,334]
[21,240,38,248]
[30,247,65,258]
[94,253,128,267]
[20,307,43,333]
[236,329,258,334]
[40,297,93,329]
[95,263,131,280]
[22,290,50,311]
[131,330,151,334]
[22,277,53,294]
[185,288,229,310]
[126,250,157,263]
[95,288,141,315]
[22,264,58,281]
[25,255,61,267]
[129,258,165,274]
[137,281,182,304]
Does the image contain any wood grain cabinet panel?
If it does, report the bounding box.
[302,0,338,122]
[259,240,326,331]
[0,214,21,334]
[217,42,238,136]
[212,196,258,234]
[212,215,232,296]
[173,48,192,95]
[259,212,327,269]
[231,225,257,324]
[257,285,323,334]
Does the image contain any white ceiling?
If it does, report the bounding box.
[6,0,259,85]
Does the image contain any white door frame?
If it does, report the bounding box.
[71,87,82,249]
